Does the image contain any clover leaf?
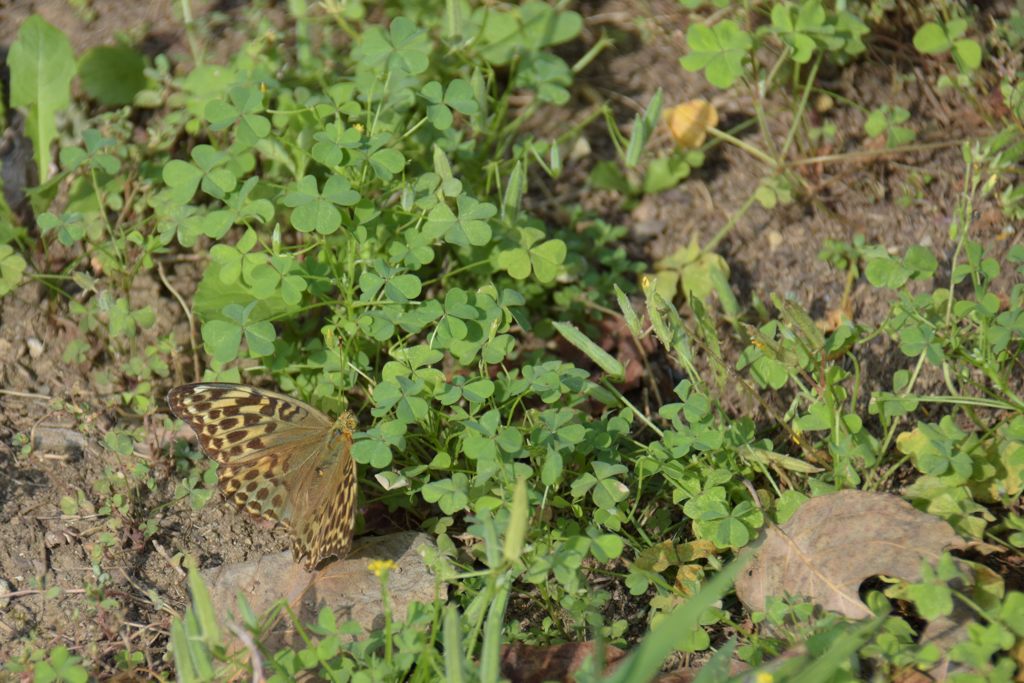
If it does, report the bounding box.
[0,245,27,296]
[205,85,271,147]
[358,16,430,75]
[423,195,495,247]
[162,144,237,204]
[680,20,752,89]
[282,174,360,234]
[201,301,276,363]
[497,226,566,283]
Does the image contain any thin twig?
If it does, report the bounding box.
[0,588,87,600]
[0,388,52,400]
[157,260,201,382]
[152,540,187,579]
[228,622,266,683]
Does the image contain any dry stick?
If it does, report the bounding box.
[28,410,58,458]
[157,260,201,383]
[152,540,187,579]
[228,621,267,683]
[0,388,52,400]
[0,588,87,600]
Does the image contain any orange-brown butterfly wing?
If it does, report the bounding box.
[168,383,358,568]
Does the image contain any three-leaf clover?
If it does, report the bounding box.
[282,174,360,234]
[249,254,308,306]
[210,228,264,285]
[357,16,431,75]
[201,301,276,363]
[205,85,271,147]
[498,226,566,283]
[59,129,121,175]
[770,1,827,64]
[421,79,479,130]
[680,20,752,89]
[423,196,496,247]
[162,144,237,204]
[913,19,981,72]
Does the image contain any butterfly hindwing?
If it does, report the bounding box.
[290,422,358,566]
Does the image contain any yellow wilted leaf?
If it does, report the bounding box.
[665,99,719,149]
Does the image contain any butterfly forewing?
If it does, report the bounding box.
[167,383,358,569]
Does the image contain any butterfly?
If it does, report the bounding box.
[167,383,358,570]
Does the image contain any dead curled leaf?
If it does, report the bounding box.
[735,490,967,620]
[664,99,719,149]
[498,641,745,683]
[500,641,627,683]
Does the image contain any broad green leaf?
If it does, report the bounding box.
[78,45,147,106]
[8,16,75,182]
[0,245,27,296]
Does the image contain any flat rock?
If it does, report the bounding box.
[201,531,442,649]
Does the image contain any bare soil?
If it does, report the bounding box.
[0,0,1021,676]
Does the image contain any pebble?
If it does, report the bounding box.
[27,337,44,358]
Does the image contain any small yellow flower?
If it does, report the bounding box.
[791,424,803,447]
[368,559,397,577]
[755,673,774,683]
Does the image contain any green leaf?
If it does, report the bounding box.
[770,0,826,64]
[462,379,495,404]
[78,45,147,106]
[503,478,529,562]
[422,474,470,514]
[602,557,748,683]
[8,16,76,183]
[626,89,663,167]
[0,245,27,296]
[643,153,697,194]
[913,21,952,54]
[283,175,360,234]
[679,20,751,89]
[37,646,88,683]
[162,145,236,204]
[360,16,431,75]
[529,238,566,283]
[424,196,495,247]
[351,438,393,468]
[497,227,566,283]
[205,85,271,147]
[442,606,468,683]
[552,321,624,379]
[904,245,938,276]
[953,38,981,71]
[202,319,243,364]
[201,301,276,363]
[590,533,624,562]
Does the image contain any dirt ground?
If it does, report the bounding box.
[0,0,1021,673]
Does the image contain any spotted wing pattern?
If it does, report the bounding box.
[167,383,357,569]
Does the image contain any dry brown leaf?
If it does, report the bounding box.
[664,99,718,149]
[498,640,749,683]
[499,641,627,683]
[735,490,966,619]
